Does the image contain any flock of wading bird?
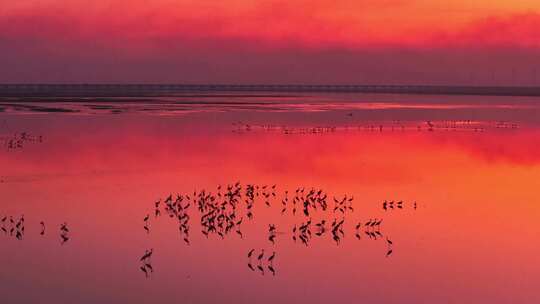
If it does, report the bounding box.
[140,183,416,277]
[0,131,43,150]
[0,214,71,244]
[232,119,519,135]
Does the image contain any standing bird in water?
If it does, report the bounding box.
[426,121,434,131]
[60,222,70,244]
[247,249,255,259]
[268,251,276,264]
[386,237,393,257]
[257,249,265,263]
[60,222,69,233]
[40,221,45,235]
[140,249,154,262]
[143,214,150,233]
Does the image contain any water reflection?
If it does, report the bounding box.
[0,96,539,303]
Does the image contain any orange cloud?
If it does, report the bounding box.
[434,13,540,48]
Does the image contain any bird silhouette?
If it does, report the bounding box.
[140,182,417,274]
[60,223,69,233]
[257,249,265,263]
[140,249,153,262]
[268,252,276,263]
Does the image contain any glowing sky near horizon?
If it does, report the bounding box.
[1,1,540,84]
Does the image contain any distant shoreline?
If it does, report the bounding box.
[1,84,540,98]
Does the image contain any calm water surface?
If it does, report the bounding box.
[0,94,539,304]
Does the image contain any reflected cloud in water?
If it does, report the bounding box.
[0,95,539,303]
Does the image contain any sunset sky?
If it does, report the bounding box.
[2,0,540,84]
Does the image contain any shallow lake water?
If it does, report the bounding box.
[0,93,539,303]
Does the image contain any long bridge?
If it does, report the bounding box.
[1,84,540,98]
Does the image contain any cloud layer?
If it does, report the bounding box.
[1,1,540,83]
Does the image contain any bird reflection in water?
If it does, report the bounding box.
[60,222,70,244]
[0,214,70,246]
[139,249,154,278]
[386,237,394,257]
[246,248,277,276]
[0,215,25,240]
[140,182,420,277]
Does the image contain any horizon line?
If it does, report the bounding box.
[2,84,540,98]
